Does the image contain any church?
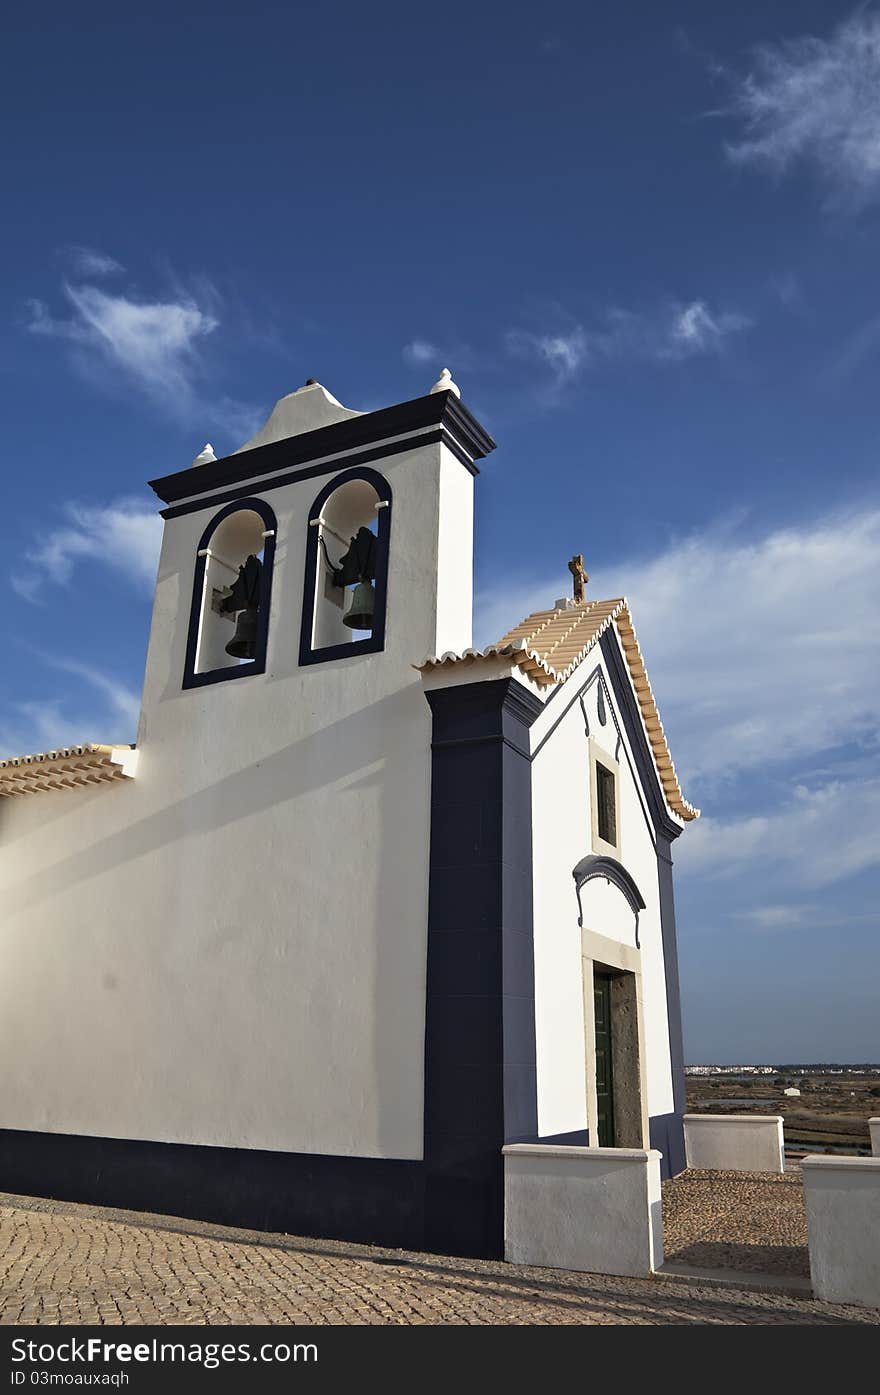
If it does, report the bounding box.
[0,372,698,1259]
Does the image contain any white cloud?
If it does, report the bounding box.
[736,902,874,931]
[476,505,880,787]
[507,300,750,389]
[506,326,588,384]
[23,261,263,440]
[724,11,880,203]
[38,655,141,729]
[0,659,140,758]
[403,339,441,365]
[12,497,163,603]
[63,246,124,278]
[667,301,751,355]
[28,282,218,401]
[739,904,812,930]
[480,505,880,908]
[676,776,880,889]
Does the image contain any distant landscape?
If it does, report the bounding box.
[685,1066,880,1156]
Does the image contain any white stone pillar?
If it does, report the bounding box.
[802,1155,880,1307]
[503,1144,663,1276]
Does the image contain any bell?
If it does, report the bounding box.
[343,580,375,631]
[225,607,259,659]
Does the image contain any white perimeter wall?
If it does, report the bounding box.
[529,644,675,1138]
[0,439,472,1162]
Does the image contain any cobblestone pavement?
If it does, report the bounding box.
[662,1167,810,1277]
[0,1188,877,1326]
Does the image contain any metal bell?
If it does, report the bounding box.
[343,580,375,631]
[225,607,259,659]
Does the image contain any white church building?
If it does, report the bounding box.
[0,373,698,1258]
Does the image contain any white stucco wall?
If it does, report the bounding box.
[529,646,676,1139]
[0,436,473,1162]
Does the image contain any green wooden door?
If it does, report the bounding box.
[594,973,615,1148]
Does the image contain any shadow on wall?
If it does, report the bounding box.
[0,685,430,1159]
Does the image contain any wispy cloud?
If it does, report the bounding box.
[403,339,441,365]
[477,504,880,904]
[667,301,749,354]
[676,776,880,889]
[724,10,880,205]
[24,257,263,440]
[739,904,813,930]
[402,337,475,377]
[0,657,140,758]
[506,326,588,385]
[27,282,219,401]
[736,902,874,932]
[61,246,124,278]
[507,300,751,390]
[826,312,880,385]
[478,506,880,788]
[770,270,805,310]
[12,497,162,604]
[37,654,141,729]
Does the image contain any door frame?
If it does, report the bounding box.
[581,927,650,1150]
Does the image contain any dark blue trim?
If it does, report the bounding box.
[599,629,683,843]
[182,497,277,691]
[650,1112,685,1180]
[424,678,540,1257]
[0,662,689,1250]
[0,1128,425,1250]
[573,854,646,946]
[298,467,391,667]
[150,390,495,507]
[531,666,659,854]
[159,430,445,523]
[572,855,645,917]
[656,834,687,1176]
[0,677,540,1260]
[538,1129,590,1146]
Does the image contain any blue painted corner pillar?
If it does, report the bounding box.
[423,677,541,1258]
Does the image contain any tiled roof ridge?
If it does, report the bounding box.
[416,598,698,823]
[0,744,137,798]
[612,603,699,822]
[0,742,128,769]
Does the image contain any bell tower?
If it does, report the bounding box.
[141,370,493,728]
[94,373,498,1166]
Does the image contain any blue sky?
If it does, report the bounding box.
[1,2,878,1062]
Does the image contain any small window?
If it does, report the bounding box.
[183,499,276,689]
[299,468,391,666]
[589,738,621,856]
[596,763,617,846]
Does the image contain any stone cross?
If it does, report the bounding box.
[568,553,589,605]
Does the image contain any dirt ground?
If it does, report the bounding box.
[686,1070,879,1153]
[662,1167,809,1277]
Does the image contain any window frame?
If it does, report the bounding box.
[298,466,392,667]
[182,497,278,690]
[589,737,622,859]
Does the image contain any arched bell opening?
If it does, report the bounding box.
[300,467,391,666]
[183,497,277,689]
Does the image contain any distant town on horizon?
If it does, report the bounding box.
[686,1064,880,1075]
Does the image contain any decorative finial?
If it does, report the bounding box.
[568,553,589,605]
[429,367,461,399]
[192,443,216,466]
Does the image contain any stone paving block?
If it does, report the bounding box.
[0,1185,876,1326]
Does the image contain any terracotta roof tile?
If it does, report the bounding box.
[417,599,698,823]
[0,744,138,798]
